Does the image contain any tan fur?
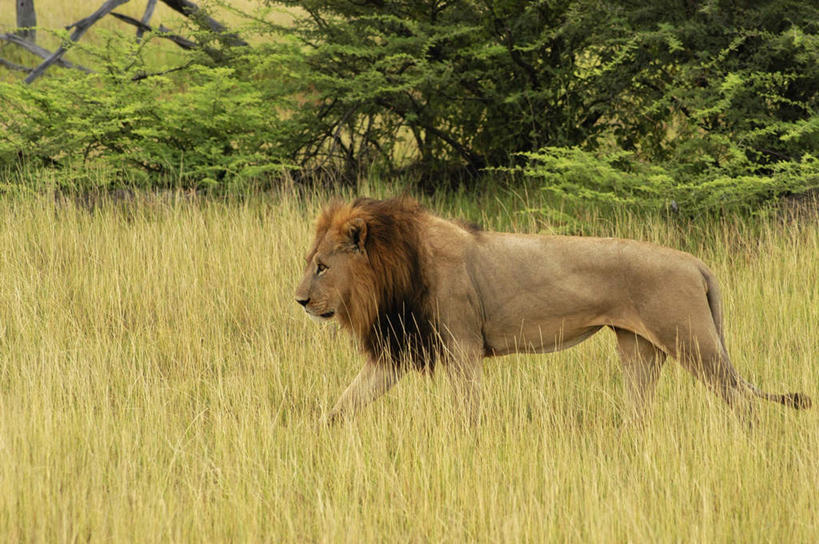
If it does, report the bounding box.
[295,198,811,423]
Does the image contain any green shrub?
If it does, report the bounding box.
[0,29,301,189]
[511,147,819,216]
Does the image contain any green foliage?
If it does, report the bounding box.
[279,1,817,172]
[596,2,819,174]
[511,147,819,216]
[277,0,622,174]
[0,0,817,210]
[267,0,819,208]
[0,29,301,189]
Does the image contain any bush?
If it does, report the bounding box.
[511,147,819,216]
[0,29,302,189]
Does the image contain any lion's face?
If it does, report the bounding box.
[295,217,369,324]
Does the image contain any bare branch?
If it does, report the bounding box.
[24,0,130,84]
[159,0,247,47]
[0,32,92,73]
[137,0,158,40]
[130,61,192,81]
[110,12,197,50]
[315,105,358,171]
[0,56,32,73]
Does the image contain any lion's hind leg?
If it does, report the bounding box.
[614,328,667,424]
[664,326,755,426]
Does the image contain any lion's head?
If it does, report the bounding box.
[295,198,438,367]
[294,200,373,330]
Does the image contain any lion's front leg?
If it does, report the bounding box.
[445,348,484,427]
[326,357,404,423]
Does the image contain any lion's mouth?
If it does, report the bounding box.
[319,311,335,319]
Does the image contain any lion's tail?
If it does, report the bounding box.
[700,265,812,411]
[738,378,813,410]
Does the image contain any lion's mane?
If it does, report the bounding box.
[317,197,441,368]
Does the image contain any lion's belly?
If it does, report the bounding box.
[482,321,603,357]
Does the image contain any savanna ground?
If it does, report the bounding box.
[0,182,816,542]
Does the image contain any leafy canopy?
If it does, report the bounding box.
[0,0,816,210]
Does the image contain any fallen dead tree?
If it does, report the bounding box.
[0,0,246,84]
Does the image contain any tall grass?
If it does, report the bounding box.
[0,189,816,542]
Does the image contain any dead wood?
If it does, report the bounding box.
[0,32,93,73]
[24,0,130,84]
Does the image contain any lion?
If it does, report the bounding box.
[294,197,811,424]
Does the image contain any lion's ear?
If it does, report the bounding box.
[344,217,367,252]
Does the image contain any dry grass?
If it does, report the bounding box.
[0,190,816,542]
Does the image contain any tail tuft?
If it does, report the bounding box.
[783,392,812,410]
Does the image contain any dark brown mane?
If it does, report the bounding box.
[319,197,441,369]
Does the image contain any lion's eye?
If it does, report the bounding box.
[316,263,328,275]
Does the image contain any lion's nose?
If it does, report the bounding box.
[296,296,310,307]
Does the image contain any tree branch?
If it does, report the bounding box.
[380,95,485,170]
[314,105,358,171]
[0,57,32,73]
[0,32,92,73]
[137,0,158,41]
[110,12,197,50]
[130,61,193,81]
[158,0,247,47]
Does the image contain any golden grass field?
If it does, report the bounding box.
[0,188,816,542]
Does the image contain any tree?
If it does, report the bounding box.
[275,0,817,187]
[275,0,629,181]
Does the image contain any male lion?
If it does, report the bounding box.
[295,197,810,423]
